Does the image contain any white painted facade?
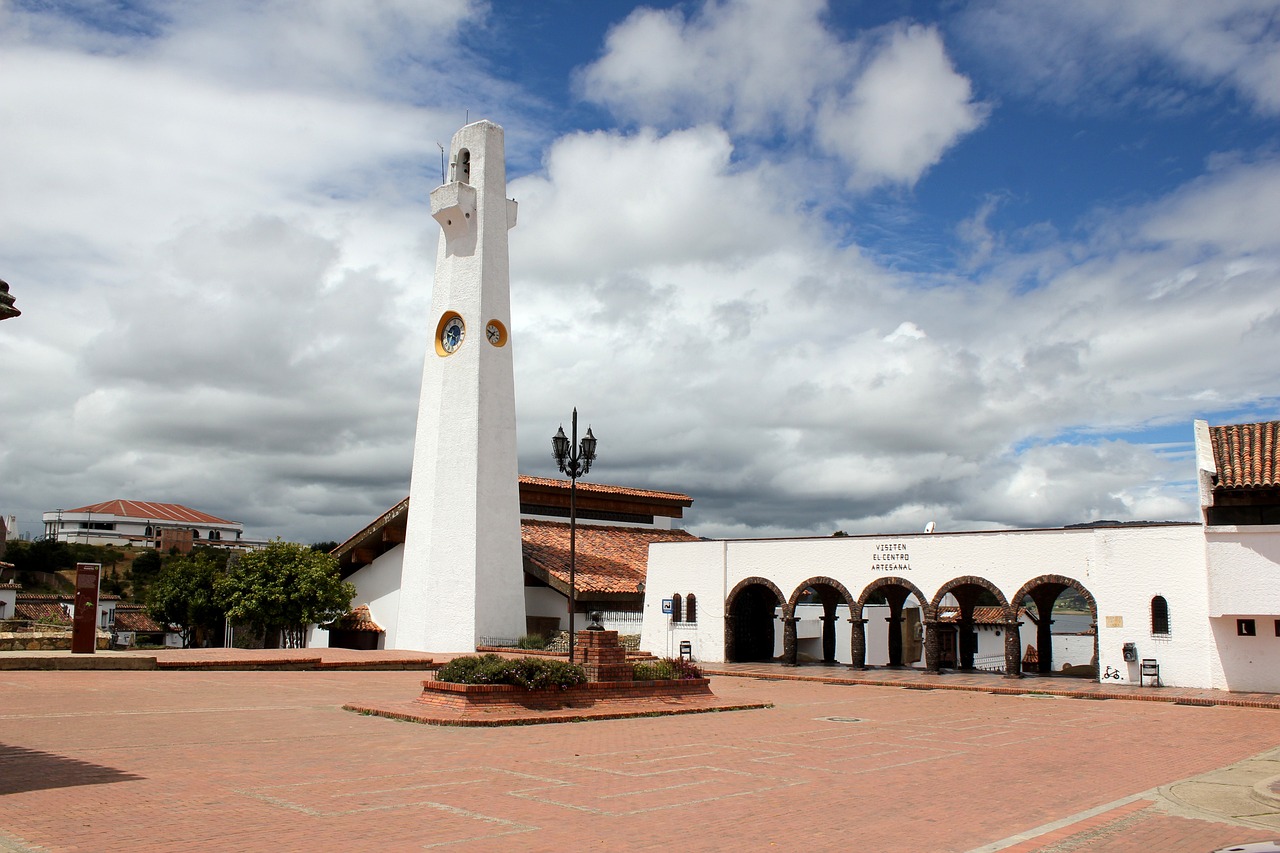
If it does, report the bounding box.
[41,507,245,548]
[395,120,526,652]
[640,521,1280,692]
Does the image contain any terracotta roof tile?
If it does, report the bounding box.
[936,606,1018,625]
[113,608,165,633]
[60,499,236,525]
[520,520,700,595]
[14,601,71,623]
[329,604,384,632]
[1210,421,1280,489]
[517,476,692,505]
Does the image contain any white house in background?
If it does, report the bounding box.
[0,581,18,621]
[641,419,1280,694]
[42,500,253,550]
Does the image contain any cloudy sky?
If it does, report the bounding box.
[2,0,1278,544]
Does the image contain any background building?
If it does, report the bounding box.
[41,500,256,551]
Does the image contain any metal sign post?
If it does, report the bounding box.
[72,562,101,654]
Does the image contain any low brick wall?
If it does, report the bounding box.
[0,630,111,652]
[416,678,713,712]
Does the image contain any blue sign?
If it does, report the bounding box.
[661,598,673,614]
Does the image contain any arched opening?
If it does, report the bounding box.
[454,148,471,184]
[856,578,930,670]
[1013,575,1099,679]
[686,594,697,623]
[930,577,1009,673]
[786,577,855,665]
[671,593,683,624]
[725,578,785,663]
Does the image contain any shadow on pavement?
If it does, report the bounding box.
[0,743,144,794]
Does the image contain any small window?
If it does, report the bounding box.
[671,594,683,623]
[1151,596,1170,635]
[1238,618,1256,637]
[686,594,697,623]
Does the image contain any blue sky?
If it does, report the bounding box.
[1,0,1278,543]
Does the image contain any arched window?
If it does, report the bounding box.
[686,594,697,623]
[1151,596,1170,635]
[671,593,683,623]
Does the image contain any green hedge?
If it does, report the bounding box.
[437,654,587,690]
[631,657,703,681]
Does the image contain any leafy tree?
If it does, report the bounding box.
[6,538,74,574]
[218,540,354,649]
[309,541,339,553]
[129,549,164,601]
[146,550,229,648]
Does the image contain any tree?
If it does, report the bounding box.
[218,540,354,649]
[145,550,229,648]
[129,549,164,601]
[309,541,339,553]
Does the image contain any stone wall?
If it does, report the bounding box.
[0,630,111,651]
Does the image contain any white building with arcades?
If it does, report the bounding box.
[640,419,1280,694]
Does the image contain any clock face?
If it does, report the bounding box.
[440,315,464,354]
[485,319,507,347]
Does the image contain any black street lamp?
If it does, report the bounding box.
[552,408,597,662]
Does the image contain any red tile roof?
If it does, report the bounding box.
[329,604,384,632]
[61,500,236,525]
[113,607,165,633]
[14,601,72,624]
[1210,421,1280,489]
[520,519,700,595]
[518,475,692,505]
[936,606,1020,625]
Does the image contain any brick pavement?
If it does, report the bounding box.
[1,670,1278,852]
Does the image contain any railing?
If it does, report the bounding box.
[971,653,1007,673]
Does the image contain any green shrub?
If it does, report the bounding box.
[516,633,549,650]
[632,657,703,681]
[437,654,586,690]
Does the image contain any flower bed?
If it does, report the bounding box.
[415,676,714,712]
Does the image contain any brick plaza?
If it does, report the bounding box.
[2,669,1279,852]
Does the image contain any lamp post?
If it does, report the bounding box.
[552,408,597,662]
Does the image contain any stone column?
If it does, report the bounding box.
[1003,619,1023,679]
[924,619,942,673]
[849,617,867,670]
[781,616,799,666]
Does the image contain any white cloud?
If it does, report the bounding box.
[958,0,1280,114]
[579,2,984,190]
[577,0,843,136]
[1,0,1276,549]
[815,24,988,189]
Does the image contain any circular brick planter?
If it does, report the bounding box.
[415,677,713,712]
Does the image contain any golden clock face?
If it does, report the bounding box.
[434,311,465,356]
[485,319,508,347]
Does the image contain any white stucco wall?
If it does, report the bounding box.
[1086,526,1213,689]
[639,523,1249,690]
[1205,527,1280,616]
[328,545,403,649]
[524,586,566,630]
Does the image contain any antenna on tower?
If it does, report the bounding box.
[438,143,446,184]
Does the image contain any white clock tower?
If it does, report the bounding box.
[394,120,526,652]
